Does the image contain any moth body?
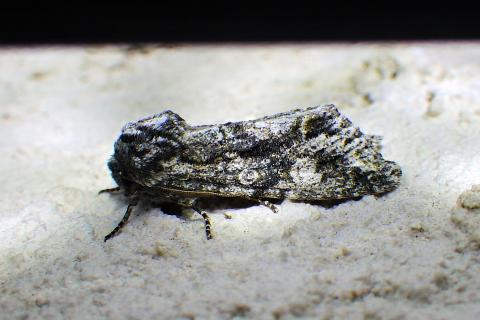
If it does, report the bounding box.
[102,105,401,241]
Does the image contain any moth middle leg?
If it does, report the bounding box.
[192,206,213,240]
[257,199,279,213]
[189,198,276,239]
[169,197,213,240]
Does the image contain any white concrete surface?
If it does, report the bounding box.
[1,44,480,319]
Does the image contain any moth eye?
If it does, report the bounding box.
[120,133,136,143]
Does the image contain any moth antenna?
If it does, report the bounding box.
[98,187,121,195]
[192,206,213,240]
[104,200,138,242]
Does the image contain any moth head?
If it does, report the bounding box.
[109,110,186,187]
[107,157,134,191]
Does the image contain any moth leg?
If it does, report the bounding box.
[192,206,213,240]
[104,200,138,242]
[98,187,121,195]
[257,200,278,213]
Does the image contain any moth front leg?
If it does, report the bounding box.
[98,186,121,195]
[104,202,137,242]
[104,195,139,242]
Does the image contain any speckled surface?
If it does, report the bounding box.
[1,44,480,319]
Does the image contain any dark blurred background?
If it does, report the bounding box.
[0,3,479,44]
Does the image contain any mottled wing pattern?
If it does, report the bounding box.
[110,105,401,201]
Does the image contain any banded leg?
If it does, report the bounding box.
[98,187,121,195]
[258,200,278,213]
[104,201,137,242]
[192,206,213,240]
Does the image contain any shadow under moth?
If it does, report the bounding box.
[100,104,401,241]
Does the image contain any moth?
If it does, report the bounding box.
[100,104,401,241]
